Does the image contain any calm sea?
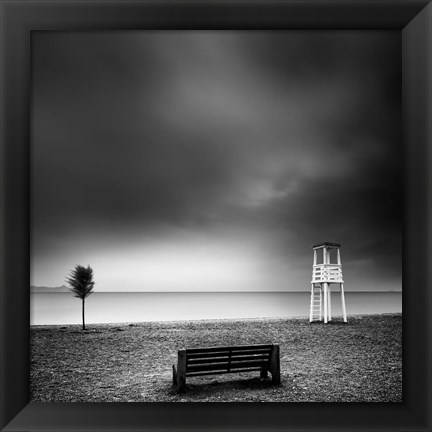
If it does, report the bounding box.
[30,291,402,326]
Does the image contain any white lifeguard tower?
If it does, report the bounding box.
[310,242,347,323]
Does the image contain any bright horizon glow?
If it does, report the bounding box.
[30,234,401,292]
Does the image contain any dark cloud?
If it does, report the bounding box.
[30,31,401,291]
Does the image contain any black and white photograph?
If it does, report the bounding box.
[30,30,402,402]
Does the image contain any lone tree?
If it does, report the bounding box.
[66,265,95,330]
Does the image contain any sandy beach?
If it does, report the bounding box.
[30,313,402,402]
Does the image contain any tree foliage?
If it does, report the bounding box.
[66,265,95,300]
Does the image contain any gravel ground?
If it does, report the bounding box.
[30,313,402,402]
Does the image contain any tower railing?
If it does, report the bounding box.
[312,264,343,284]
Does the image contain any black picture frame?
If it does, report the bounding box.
[1,1,431,431]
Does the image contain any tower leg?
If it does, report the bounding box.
[328,285,332,321]
[319,287,322,321]
[309,284,314,322]
[341,283,347,323]
[323,283,328,323]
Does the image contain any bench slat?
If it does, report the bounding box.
[186,344,273,354]
[186,368,263,377]
[187,354,270,365]
[186,351,230,359]
[187,360,269,373]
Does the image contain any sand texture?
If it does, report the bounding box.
[31,314,402,402]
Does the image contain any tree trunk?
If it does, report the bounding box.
[82,298,86,330]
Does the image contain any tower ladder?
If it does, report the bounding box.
[309,285,322,322]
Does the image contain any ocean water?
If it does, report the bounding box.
[30,291,402,326]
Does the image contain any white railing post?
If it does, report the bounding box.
[341,283,347,323]
[323,282,328,323]
[309,284,314,322]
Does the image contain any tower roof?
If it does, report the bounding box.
[312,242,341,249]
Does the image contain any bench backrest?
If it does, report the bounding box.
[184,344,274,377]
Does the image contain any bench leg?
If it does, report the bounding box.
[269,344,281,385]
[260,368,269,380]
[172,365,177,386]
[176,349,187,393]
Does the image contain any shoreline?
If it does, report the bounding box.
[31,291,402,326]
[30,312,401,329]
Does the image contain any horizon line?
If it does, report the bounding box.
[32,289,403,293]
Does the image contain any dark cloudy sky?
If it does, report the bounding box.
[30,31,402,292]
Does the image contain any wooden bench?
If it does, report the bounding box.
[172,344,280,393]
